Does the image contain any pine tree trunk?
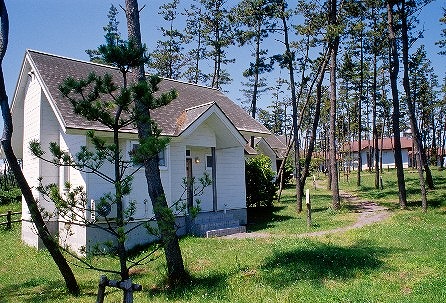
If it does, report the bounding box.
[125,0,186,283]
[279,1,302,212]
[401,0,434,190]
[113,112,129,280]
[387,1,407,208]
[328,0,340,210]
[300,50,330,190]
[400,0,428,208]
[0,1,80,295]
[372,51,380,189]
[357,29,363,187]
[250,26,261,120]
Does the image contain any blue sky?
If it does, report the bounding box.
[2,0,445,129]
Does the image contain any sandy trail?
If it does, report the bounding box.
[223,190,390,239]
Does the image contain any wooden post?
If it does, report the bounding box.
[380,175,384,190]
[313,175,316,190]
[96,275,142,303]
[306,189,312,227]
[96,275,108,303]
[6,210,11,229]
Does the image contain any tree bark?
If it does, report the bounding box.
[125,0,186,283]
[373,55,380,189]
[387,0,407,208]
[279,1,302,213]
[300,50,330,192]
[328,0,341,210]
[400,0,428,210]
[0,1,80,295]
[357,28,363,186]
[250,23,261,120]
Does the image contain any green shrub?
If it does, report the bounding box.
[277,157,294,187]
[245,155,277,207]
[0,187,21,205]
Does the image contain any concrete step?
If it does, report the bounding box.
[206,226,246,238]
[193,212,235,224]
[196,219,240,233]
[189,211,245,237]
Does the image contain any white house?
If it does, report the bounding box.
[11,50,271,253]
[342,137,413,170]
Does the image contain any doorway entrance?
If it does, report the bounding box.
[186,158,193,210]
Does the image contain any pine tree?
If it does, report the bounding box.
[125,0,188,284]
[436,7,446,55]
[328,0,341,210]
[86,5,122,64]
[387,0,407,209]
[183,2,206,84]
[231,0,276,122]
[200,0,234,89]
[149,0,186,79]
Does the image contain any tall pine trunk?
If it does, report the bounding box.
[400,0,427,210]
[300,50,330,190]
[357,28,363,186]
[249,25,262,149]
[387,1,407,208]
[0,1,79,295]
[328,0,340,210]
[125,0,186,283]
[372,45,380,189]
[279,1,302,213]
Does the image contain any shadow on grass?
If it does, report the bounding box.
[0,278,87,303]
[147,272,228,301]
[260,240,395,288]
[247,206,294,232]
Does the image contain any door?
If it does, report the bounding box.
[186,158,193,210]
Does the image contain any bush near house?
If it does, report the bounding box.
[245,155,277,207]
[276,156,294,187]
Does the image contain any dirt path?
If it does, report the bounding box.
[223,190,391,239]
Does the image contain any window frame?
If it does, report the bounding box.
[205,154,213,170]
[129,141,168,169]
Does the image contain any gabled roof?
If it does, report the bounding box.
[264,134,288,159]
[245,133,288,159]
[342,137,413,152]
[20,50,270,137]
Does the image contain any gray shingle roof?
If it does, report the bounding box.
[27,50,270,136]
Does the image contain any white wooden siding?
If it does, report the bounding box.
[21,80,60,247]
[182,125,216,147]
[38,94,60,207]
[22,78,41,220]
[168,142,186,212]
[216,146,246,210]
[59,132,87,192]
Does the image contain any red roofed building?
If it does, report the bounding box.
[341,137,413,170]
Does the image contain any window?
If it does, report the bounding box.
[186,149,191,157]
[206,155,213,169]
[158,148,166,167]
[64,165,70,183]
[130,141,167,168]
[62,165,70,191]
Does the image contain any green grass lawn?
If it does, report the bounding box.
[1,170,446,302]
[0,200,21,214]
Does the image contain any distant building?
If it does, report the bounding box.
[341,137,413,170]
